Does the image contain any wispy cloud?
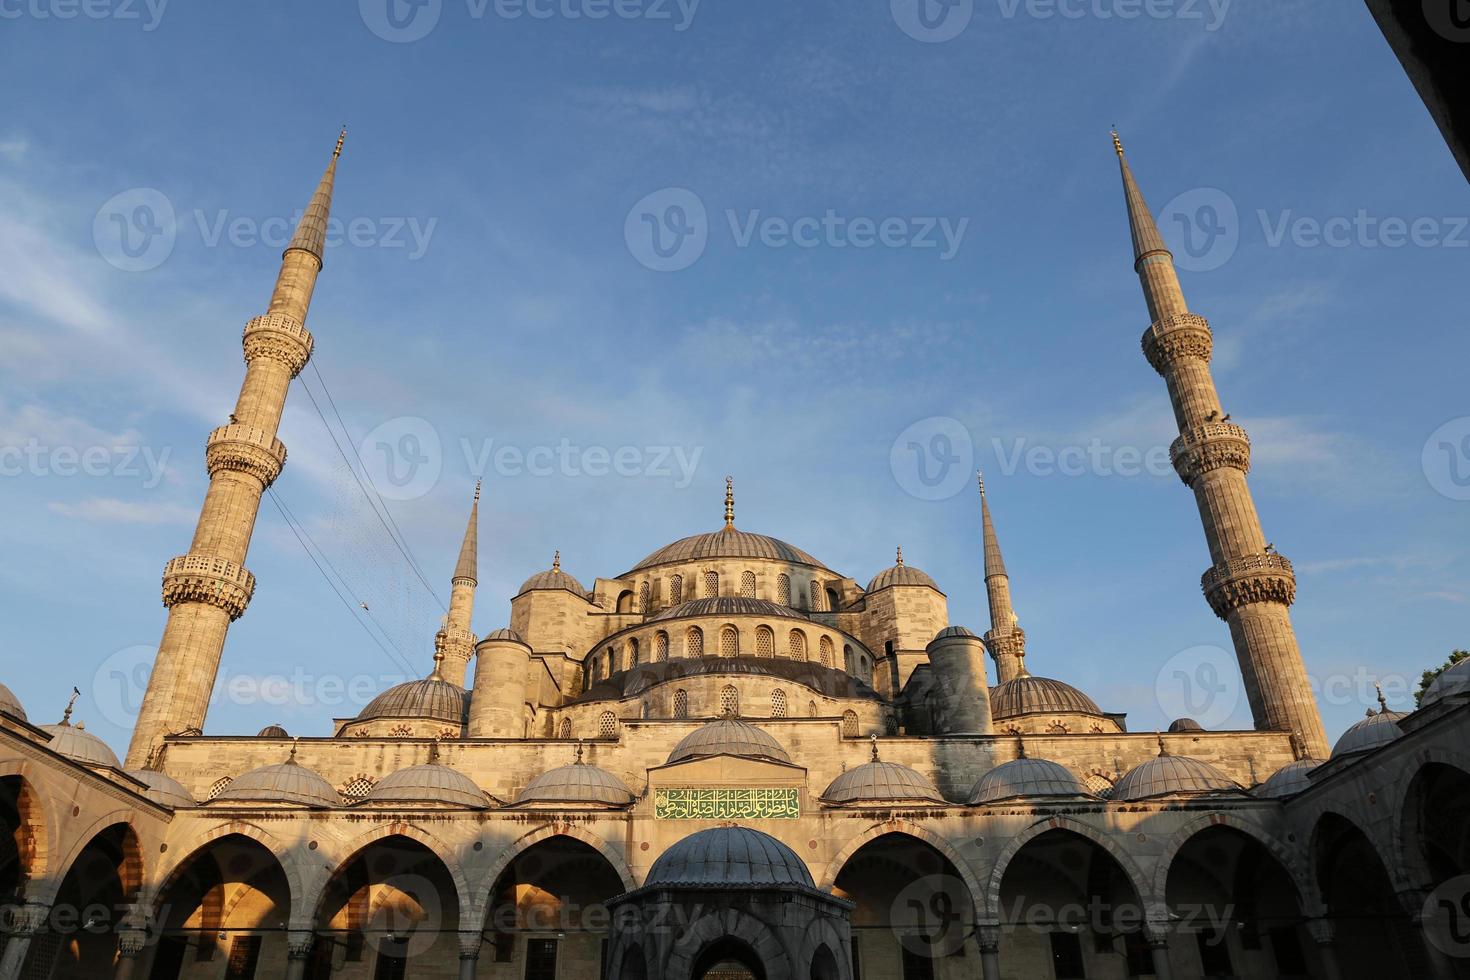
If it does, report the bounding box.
[48,497,195,524]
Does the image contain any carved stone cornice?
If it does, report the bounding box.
[205,424,287,487]
[1202,553,1296,619]
[1170,421,1251,487]
[1141,313,1213,375]
[242,313,313,377]
[161,554,255,620]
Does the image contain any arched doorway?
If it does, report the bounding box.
[1402,763,1470,975]
[0,775,43,963]
[1314,812,1421,978]
[1165,826,1310,979]
[148,833,291,979]
[693,936,765,980]
[485,835,627,980]
[25,822,142,979]
[832,832,976,980]
[314,835,461,978]
[809,944,839,980]
[995,829,1148,979]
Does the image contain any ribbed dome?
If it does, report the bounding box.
[482,628,528,645]
[1257,760,1320,799]
[968,758,1093,804]
[667,719,792,765]
[1422,659,1470,707]
[1168,718,1204,733]
[627,528,827,574]
[647,827,813,887]
[1113,754,1241,802]
[649,597,807,623]
[40,724,119,768]
[1331,710,1407,760]
[518,565,587,597]
[364,764,489,808]
[990,672,1104,719]
[930,626,978,643]
[213,758,342,807]
[256,724,289,738]
[127,769,195,808]
[515,761,634,807]
[866,556,939,593]
[0,683,26,721]
[357,675,467,725]
[822,761,946,805]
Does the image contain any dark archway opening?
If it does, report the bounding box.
[25,823,140,980]
[1314,813,1421,979]
[693,936,765,980]
[810,943,839,980]
[1406,762,1470,882]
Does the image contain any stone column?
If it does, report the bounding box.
[458,931,482,980]
[1304,918,1344,980]
[0,902,50,978]
[1144,920,1174,980]
[112,928,149,980]
[283,931,315,980]
[977,924,1002,980]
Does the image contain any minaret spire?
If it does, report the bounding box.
[1115,133,1328,758]
[436,481,482,687]
[978,472,1026,683]
[126,133,345,769]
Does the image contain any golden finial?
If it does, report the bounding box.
[429,647,445,680]
[895,546,904,567]
[1111,129,1125,158]
[334,126,347,160]
[574,740,585,765]
[60,687,80,726]
[1156,731,1169,757]
[724,476,735,529]
[552,550,561,572]
[473,478,482,503]
[977,470,986,497]
[288,738,299,764]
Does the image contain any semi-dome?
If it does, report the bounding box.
[822,757,946,805]
[649,597,807,624]
[127,769,195,808]
[667,719,792,766]
[364,763,490,808]
[627,527,827,574]
[356,671,468,726]
[1168,718,1204,733]
[213,755,342,807]
[968,757,1094,804]
[482,628,528,645]
[1422,659,1470,707]
[990,671,1104,719]
[930,626,979,643]
[1331,709,1407,760]
[1256,760,1320,799]
[1113,752,1241,802]
[0,682,26,721]
[646,827,813,888]
[518,553,586,597]
[866,550,940,593]
[256,724,289,738]
[40,723,120,769]
[514,756,634,807]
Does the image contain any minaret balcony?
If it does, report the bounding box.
[1170,421,1251,487]
[1141,313,1213,375]
[161,554,256,620]
[205,424,288,486]
[242,313,314,377]
[1201,552,1296,619]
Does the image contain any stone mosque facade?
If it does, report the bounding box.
[1,132,1468,980]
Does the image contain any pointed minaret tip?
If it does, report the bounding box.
[1111,129,1125,158]
[454,482,479,585]
[335,126,347,160]
[286,129,345,265]
[979,472,1007,580]
[1113,130,1171,269]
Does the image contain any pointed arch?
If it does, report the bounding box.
[306,822,472,930]
[148,820,308,926]
[44,809,146,906]
[986,815,1156,922]
[819,820,983,916]
[0,765,51,883]
[468,824,634,933]
[666,907,794,980]
[1388,745,1470,886]
[1150,812,1313,912]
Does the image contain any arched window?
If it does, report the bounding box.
[771,689,788,718]
[755,626,775,658]
[788,629,807,660]
[703,570,719,598]
[655,631,669,662]
[819,636,834,667]
[1048,721,1068,734]
[559,718,572,739]
[844,645,854,673]
[741,570,756,599]
[674,689,689,719]
[686,626,704,657]
[599,712,618,739]
[638,582,650,613]
[389,724,414,738]
[885,715,900,736]
[777,573,791,606]
[826,587,839,611]
[720,686,740,717]
[842,711,859,737]
[809,580,823,611]
[859,655,870,679]
[207,776,233,800]
[616,590,634,614]
[670,574,683,605]
[720,625,739,658]
[628,638,640,668]
[341,774,375,801]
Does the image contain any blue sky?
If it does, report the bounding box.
[1,0,1466,758]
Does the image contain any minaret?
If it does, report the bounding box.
[435,481,481,687]
[125,131,345,768]
[1113,132,1328,758]
[979,472,1026,683]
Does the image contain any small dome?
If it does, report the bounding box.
[1331,710,1407,760]
[482,628,528,645]
[40,723,120,768]
[518,554,587,597]
[930,626,978,644]
[357,675,467,726]
[256,724,289,738]
[515,760,634,807]
[127,769,195,808]
[1168,718,1204,733]
[1257,760,1320,799]
[212,757,342,807]
[667,719,791,766]
[990,672,1104,719]
[649,597,807,623]
[1422,659,1470,707]
[969,758,1093,804]
[866,552,939,594]
[647,827,813,888]
[0,683,26,721]
[627,529,827,575]
[364,764,489,808]
[822,761,946,805]
[1114,754,1241,802]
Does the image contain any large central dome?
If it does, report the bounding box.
[626,527,828,575]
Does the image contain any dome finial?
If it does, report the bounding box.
[1016,735,1027,759]
[1111,128,1125,158]
[724,476,735,529]
[288,738,299,764]
[59,686,80,727]
[429,647,446,681]
[552,550,561,571]
[895,546,904,567]
[1156,731,1169,757]
[574,740,585,765]
[334,126,347,160]
[1375,683,1388,714]
[870,732,880,762]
